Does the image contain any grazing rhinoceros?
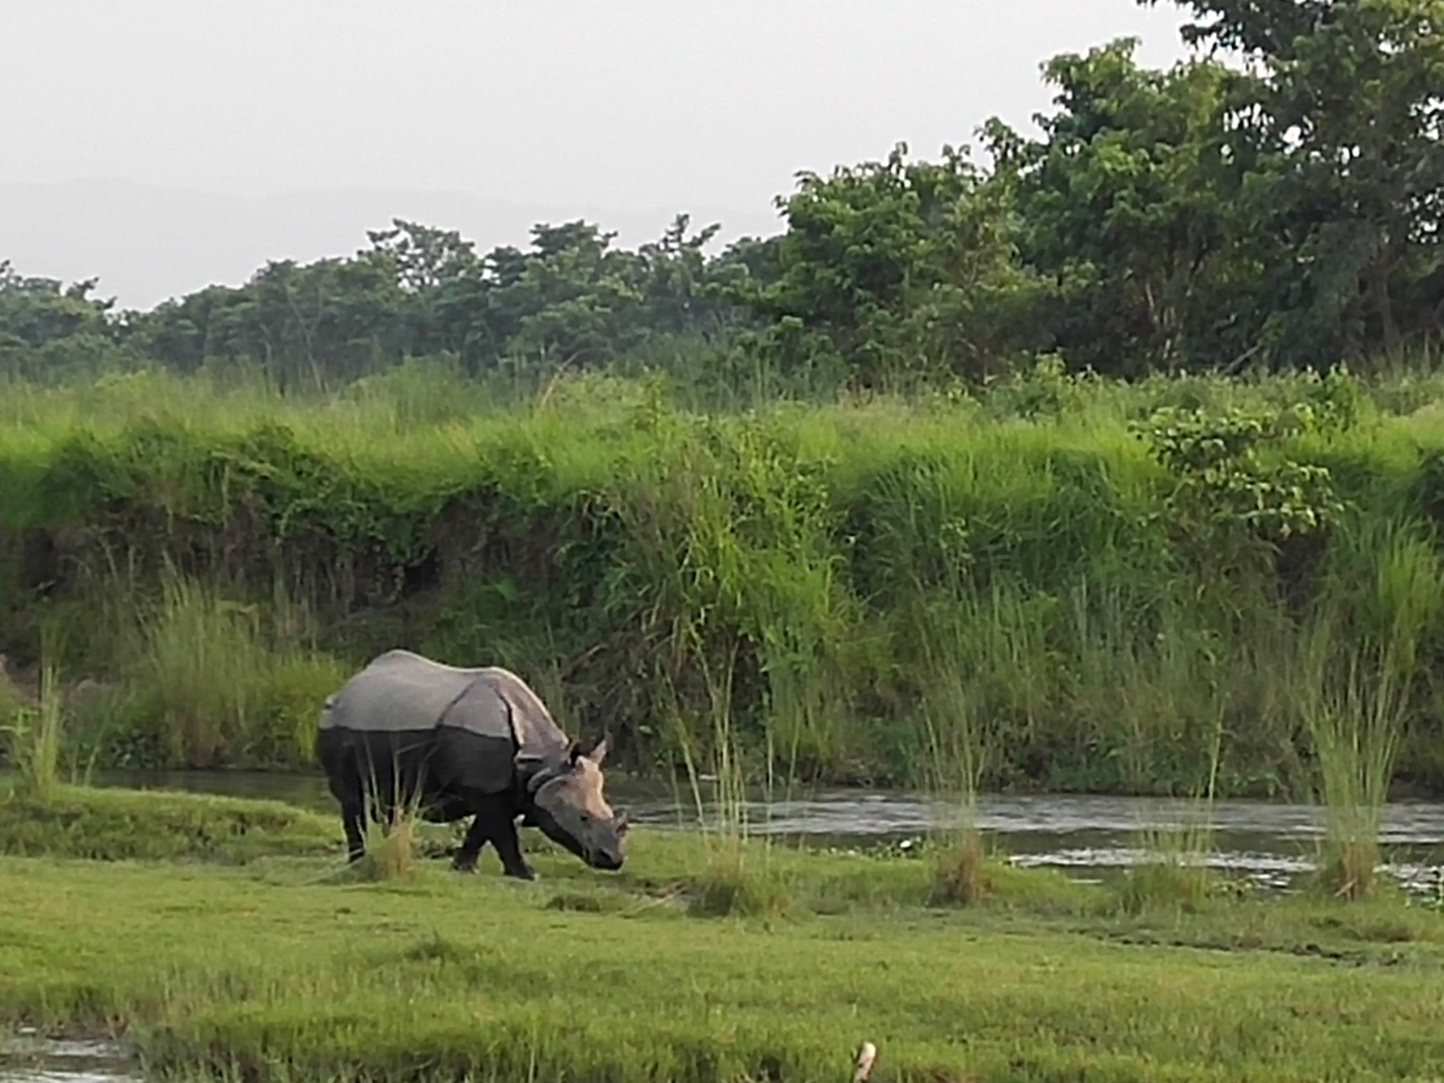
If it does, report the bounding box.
[314,648,628,879]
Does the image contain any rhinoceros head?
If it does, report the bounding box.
[524,736,628,870]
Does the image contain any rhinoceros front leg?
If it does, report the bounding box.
[450,797,535,880]
[491,816,536,880]
[451,814,492,873]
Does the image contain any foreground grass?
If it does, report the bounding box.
[5,792,1444,1081]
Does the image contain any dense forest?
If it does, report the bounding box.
[3,0,1444,798]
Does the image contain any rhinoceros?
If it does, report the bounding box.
[314,648,628,879]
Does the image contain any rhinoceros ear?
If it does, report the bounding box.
[587,735,610,766]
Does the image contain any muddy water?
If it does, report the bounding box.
[0,1033,134,1083]
[81,768,1444,896]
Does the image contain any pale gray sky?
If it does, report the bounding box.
[1,1,1194,309]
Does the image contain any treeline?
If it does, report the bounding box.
[4,0,1442,391]
[5,359,1444,799]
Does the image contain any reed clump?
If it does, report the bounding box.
[1,659,63,800]
[930,826,991,906]
[1293,517,1444,900]
[358,809,420,883]
[687,840,791,918]
[1116,817,1217,916]
[341,765,438,883]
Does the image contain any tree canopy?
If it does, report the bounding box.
[5,0,1441,391]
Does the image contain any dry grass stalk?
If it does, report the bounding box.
[932,826,989,906]
[852,1040,877,1083]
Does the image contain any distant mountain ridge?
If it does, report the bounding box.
[0,178,783,312]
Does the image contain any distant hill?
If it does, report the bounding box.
[0,178,783,312]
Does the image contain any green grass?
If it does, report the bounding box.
[5,788,1444,1082]
[0,782,342,862]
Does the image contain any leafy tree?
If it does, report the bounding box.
[124,212,760,386]
[132,253,412,386]
[1140,0,1444,361]
[734,142,1040,388]
[0,261,131,379]
[0,261,115,346]
[983,40,1248,375]
[365,219,480,293]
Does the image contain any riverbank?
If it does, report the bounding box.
[17,766,1444,898]
[5,361,1444,798]
[5,785,1444,1081]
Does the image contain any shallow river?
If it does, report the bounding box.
[0,1033,136,1083]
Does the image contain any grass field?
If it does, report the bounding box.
[5,785,1444,1082]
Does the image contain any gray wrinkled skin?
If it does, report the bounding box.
[317,649,628,877]
[525,737,629,870]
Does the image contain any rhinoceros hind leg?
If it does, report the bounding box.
[342,800,366,863]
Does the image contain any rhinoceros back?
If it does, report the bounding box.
[321,650,569,796]
[322,649,485,733]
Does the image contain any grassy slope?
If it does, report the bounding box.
[0,782,340,861]
[9,364,1444,794]
[4,789,1444,1082]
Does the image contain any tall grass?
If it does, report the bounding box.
[7,358,1444,794]
[1116,687,1228,916]
[1294,517,1444,898]
[1303,641,1405,899]
[2,660,62,799]
[36,561,350,771]
[665,633,787,918]
[131,567,270,766]
[914,593,993,905]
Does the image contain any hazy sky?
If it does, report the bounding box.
[1,1,1196,307]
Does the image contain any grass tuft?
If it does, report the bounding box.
[686,842,791,918]
[930,827,991,907]
[2,660,63,800]
[353,807,420,883]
